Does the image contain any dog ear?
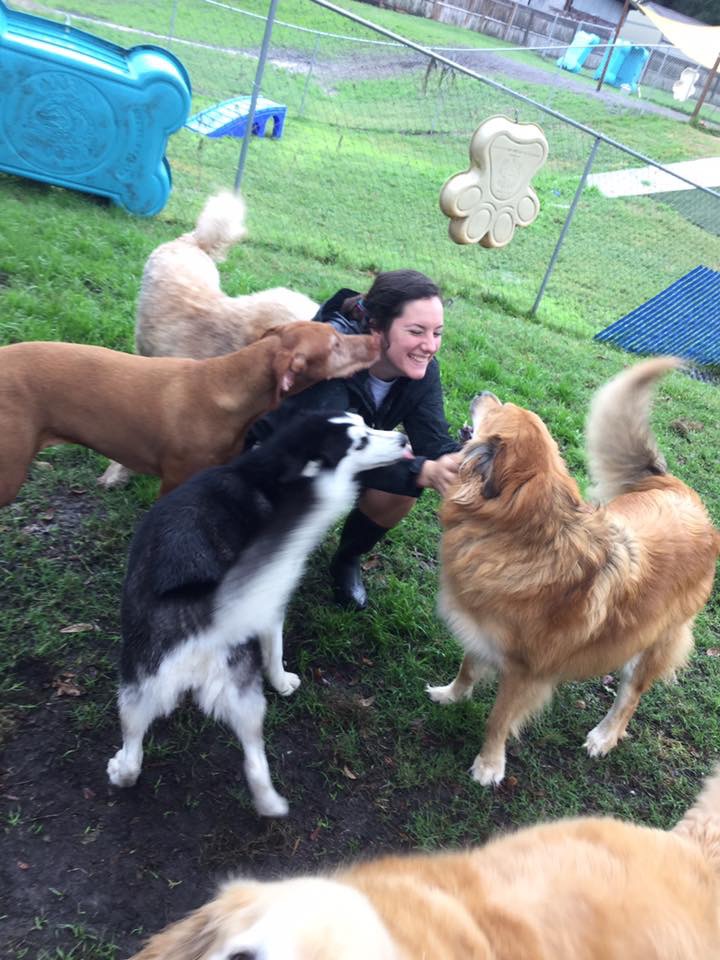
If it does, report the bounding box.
[463,438,502,499]
[128,902,218,959]
[273,351,307,403]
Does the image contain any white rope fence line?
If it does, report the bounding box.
[25,0,681,57]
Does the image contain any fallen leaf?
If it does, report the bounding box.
[670,418,704,438]
[361,657,374,667]
[51,673,83,698]
[291,837,301,856]
[17,861,29,870]
[60,623,96,634]
[601,674,614,686]
[82,787,96,800]
[39,510,55,522]
[342,765,358,780]
[361,557,381,572]
[504,775,519,790]
[575,699,587,710]
[357,696,375,708]
[706,648,720,658]
[34,461,53,471]
[309,826,322,842]
[69,486,87,496]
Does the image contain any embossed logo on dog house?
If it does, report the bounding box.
[440,116,549,249]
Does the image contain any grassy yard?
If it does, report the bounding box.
[1,1,719,957]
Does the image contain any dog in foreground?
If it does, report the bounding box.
[130,765,720,958]
[0,322,378,505]
[428,357,719,785]
[107,411,411,816]
[135,191,318,360]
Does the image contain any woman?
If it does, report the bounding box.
[248,269,462,609]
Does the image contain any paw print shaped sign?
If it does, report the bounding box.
[440,116,548,249]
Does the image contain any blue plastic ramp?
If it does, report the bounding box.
[594,266,720,365]
[186,96,286,140]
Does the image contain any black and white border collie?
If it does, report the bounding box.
[107,411,411,816]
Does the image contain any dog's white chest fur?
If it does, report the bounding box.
[215,469,357,637]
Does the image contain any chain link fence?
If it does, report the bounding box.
[13,0,720,348]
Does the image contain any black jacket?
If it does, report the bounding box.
[247,288,460,497]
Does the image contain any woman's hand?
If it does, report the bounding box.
[417,453,462,496]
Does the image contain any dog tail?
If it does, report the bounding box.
[673,766,720,876]
[193,191,248,261]
[585,356,682,502]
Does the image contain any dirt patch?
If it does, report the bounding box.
[0,653,420,956]
[266,42,691,122]
[0,487,420,957]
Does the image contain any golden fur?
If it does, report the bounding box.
[427,357,719,785]
[0,323,379,505]
[130,766,720,959]
[135,191,319,360]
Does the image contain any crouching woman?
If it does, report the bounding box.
[247,269,461,609]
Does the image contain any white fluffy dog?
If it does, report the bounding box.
[135,191,319,360]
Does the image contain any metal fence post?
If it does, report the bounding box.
[299,32,321,118]
[168,0,179,47]
[531,136,600,318]
[543,13,559,59]
[234,0,280,192]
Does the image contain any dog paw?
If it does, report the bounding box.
[272,671,301,697]
[97,463,132,489]
[583,726,618,758]
[470,755,505,786]
[107,753,140,788]
[426,682,464,705]
[254,790,289,818]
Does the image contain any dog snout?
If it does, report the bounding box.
[398,432,414,459]
[471,391,500,414]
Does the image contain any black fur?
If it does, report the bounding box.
[119,411,355,683]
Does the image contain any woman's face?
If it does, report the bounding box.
[378,296,444,380]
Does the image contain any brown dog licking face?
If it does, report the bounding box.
[268,323,380,401]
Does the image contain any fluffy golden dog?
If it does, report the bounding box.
[130,766,720,958]
[428,357,719,785]
[135,191,318,360]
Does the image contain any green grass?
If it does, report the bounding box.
[0,1,719,957]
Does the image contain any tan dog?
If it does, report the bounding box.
[130,766,720,958]
[428,357,719,785]
[0,323,379,505]
[135,191,318,360]
[100,191,320,490]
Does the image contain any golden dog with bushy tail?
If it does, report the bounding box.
[130,766,720,958]
[428,357,719,785]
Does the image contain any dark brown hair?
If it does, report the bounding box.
[363,270,441,334]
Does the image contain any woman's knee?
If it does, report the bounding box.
[359,489,416,528]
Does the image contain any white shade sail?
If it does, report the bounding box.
[634,2,720,70]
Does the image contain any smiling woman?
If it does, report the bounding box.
[247,269,462,610]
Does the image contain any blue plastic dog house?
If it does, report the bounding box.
[0,1,191,215]
[186,96,287,140]
[593,41,650,93]
[594,266,720,366]
[557,30,601,73]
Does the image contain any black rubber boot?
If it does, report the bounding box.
[330,509,389,610]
